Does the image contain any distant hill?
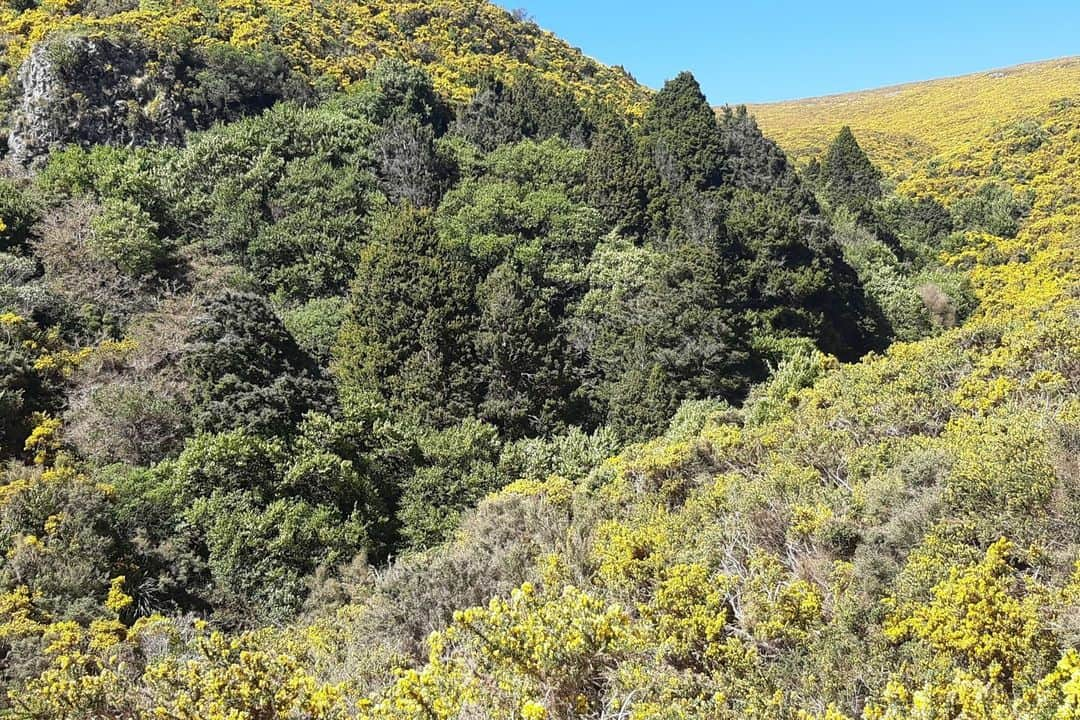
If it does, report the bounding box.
[747,56,1080,177]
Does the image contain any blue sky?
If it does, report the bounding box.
[494,1,1080,104]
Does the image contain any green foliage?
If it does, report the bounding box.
[475,259,583,437]
[951,181,1032,238]
[0,315,60,458]
[165,429,287,504]
[572,237,750,439]
[875,194,955,249]
[165,102,378,301]
[586,110,648,236]
[351,58,452,131]
[497,425,621,484]
[375,111,450,207]
[334,205,482,429]
[436,136,599,267]
[719,105,804,198]
[187,43,309,127]
[191,492,368,624]
[0,180,40,252]
[111,420,390,621]
[184,291,335,438]
[281,296,347,365]
[822,126,883,211]
[641,72,725,192]
[3,7,1077,718]
[88,198,168,278]
[0,465,118,617]
[944,411,1058,526]
[452,73,592,151]
[397,418,502,549]
[725,185,887,359]
[744,349,835,426]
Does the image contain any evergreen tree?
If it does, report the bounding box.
[716,113,889,359]
[374,111,450,208]
[184,291,335,438]
[396,419,502,549]
[0,180,40,252]
[452,73,592,152]
[572,239,750,440]
[641,72,725,192]
[720,105,806,203]
[502,73,592,147]
[165,102,379,302]
[352,58,451,133]
[334,206,481,429]
[435,138,601,436]
[475,259,585,437]
[725,187,888,360]
[821,125,882,210]
[585,110,648,237]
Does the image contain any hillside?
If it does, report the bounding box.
[0,3,1078,719]
[0,0,649,164]
[749,56,1080,177]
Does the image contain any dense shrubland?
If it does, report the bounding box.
[0,1,1077,718]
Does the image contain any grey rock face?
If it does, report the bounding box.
[7,34,184,166]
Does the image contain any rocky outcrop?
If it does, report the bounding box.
[5,32,308,168]
[7,34,185,167]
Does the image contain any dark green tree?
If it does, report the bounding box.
[191,492,368,625]
[641,72,725,192]
[716,111,888,360]
[585,110,648,237]
[572,239,750,440]
[720,105,805,201]
[334,206,482,429]
[725,187,887,360]
[436,138,602,435]
[951,182,1031,238]
[435,138,601,275]
[184,291,335,438]
[452,73,592,151]
[112,419,393,621]
[188,44,305,129]
[0,318,59,459]
[396,419,502,549]
[0,180,40,252]
[165,102,378,301]
[374,111,451,207]
[475,259,585,437]
[821,126,882,210]
[349,58,451,132]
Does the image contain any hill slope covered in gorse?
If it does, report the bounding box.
[749,56,1080,176]
[0,2,1077,719]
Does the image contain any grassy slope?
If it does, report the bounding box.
[747,56,1080,178]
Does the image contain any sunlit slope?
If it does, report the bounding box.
[747,56,1080,177]
[0,0,649,109]
[326,88,1080,716]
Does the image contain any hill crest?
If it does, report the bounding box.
[746,55,1080,176]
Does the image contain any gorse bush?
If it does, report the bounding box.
[88,198,167,278]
